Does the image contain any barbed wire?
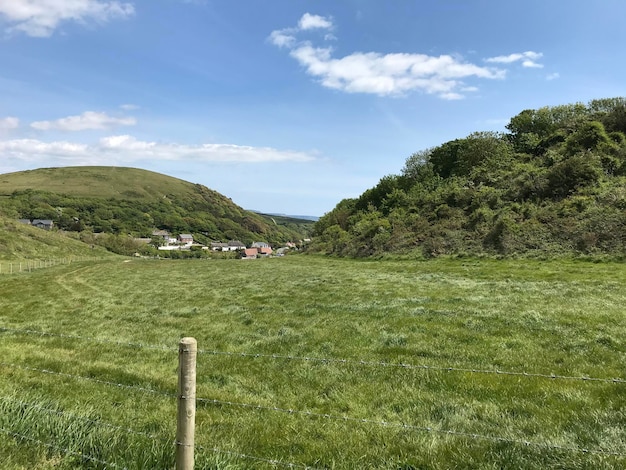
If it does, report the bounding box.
[196,349,626,384]
[3,362,625,460]
[2,326,624,384]
[0,326,175,352]
[0,426,128,469]
[1,396,318,469]
[196,396,626,458]
[0,362,177,399]
[0,396,173,444]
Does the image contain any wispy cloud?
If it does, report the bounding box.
[546,72,560,80]
[0,0,135,37]
[0,135,316,167]
[268,29,296,48]
[0,116,19,130]
[269,13,333,49]
[269,14,547,99]
[298,13,333,30]
[485,51,543,68]
[31,111,136,131]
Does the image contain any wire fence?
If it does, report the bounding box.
[1,326,626,468]
[2,326,625,384]
[0,256,102,275]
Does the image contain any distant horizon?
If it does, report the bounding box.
[250,210,320,221]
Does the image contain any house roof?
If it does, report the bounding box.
[228,240,245,246]
[243,248,258,257]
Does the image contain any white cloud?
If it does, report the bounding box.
[485,51,543,68]
[0,116,19,129]
[31,111,136,131]
[0,0,135,37]
[120,103,139,110]
[298,13,333,30]
[440,92,464,101]
[522,60,543,69]
[268,29,296,48]
[287,44,504,98]
[0,135,315,166]
[546,72,560,81]
[269,15,539,99]
[269,12,334,48]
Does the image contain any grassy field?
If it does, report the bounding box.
[1,255,626,469]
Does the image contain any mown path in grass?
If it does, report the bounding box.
[1,256,626,469]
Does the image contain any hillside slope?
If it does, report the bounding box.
[0,216,112,260]
[311,97,626,258]
[0,167,311,246]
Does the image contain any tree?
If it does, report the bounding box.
[547,155,602,199]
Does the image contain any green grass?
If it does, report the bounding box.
[0,216,113,261]
[1,255,626,468]
[0,166,199,200]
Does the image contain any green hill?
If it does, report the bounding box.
[0,215,112,261]
[311,97,626,258]
[0,167,312,252]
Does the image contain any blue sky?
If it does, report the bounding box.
[1,1,625,216]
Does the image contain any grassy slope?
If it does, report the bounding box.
[1,256,625,468]
[0,166,200,200]
[0,216,112,261]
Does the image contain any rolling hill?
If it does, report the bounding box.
[0,167,313,252]
[311,97,626,258]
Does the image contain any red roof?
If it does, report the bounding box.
[243,248,258,257]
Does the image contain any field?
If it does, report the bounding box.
[1,255,626,469]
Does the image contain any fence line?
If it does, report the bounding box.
[0,396,172,444]
[3,360,625,460]
[0,427,128,469]
[0,396,318,470]
[196,349,626,385]
[0,327,175,352]
[195,397,626,457]
[0,384,320,469]
[0,256,103,275]
[2,326,625,385]
[0,362,177,398]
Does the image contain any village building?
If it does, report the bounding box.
[31,219,54,230]
[178,234,194,245]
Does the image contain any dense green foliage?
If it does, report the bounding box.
[1,256,626,468]
[0,167,312,254]
[312,98,626,257]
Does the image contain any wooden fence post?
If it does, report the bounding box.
[176,337,197,470]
